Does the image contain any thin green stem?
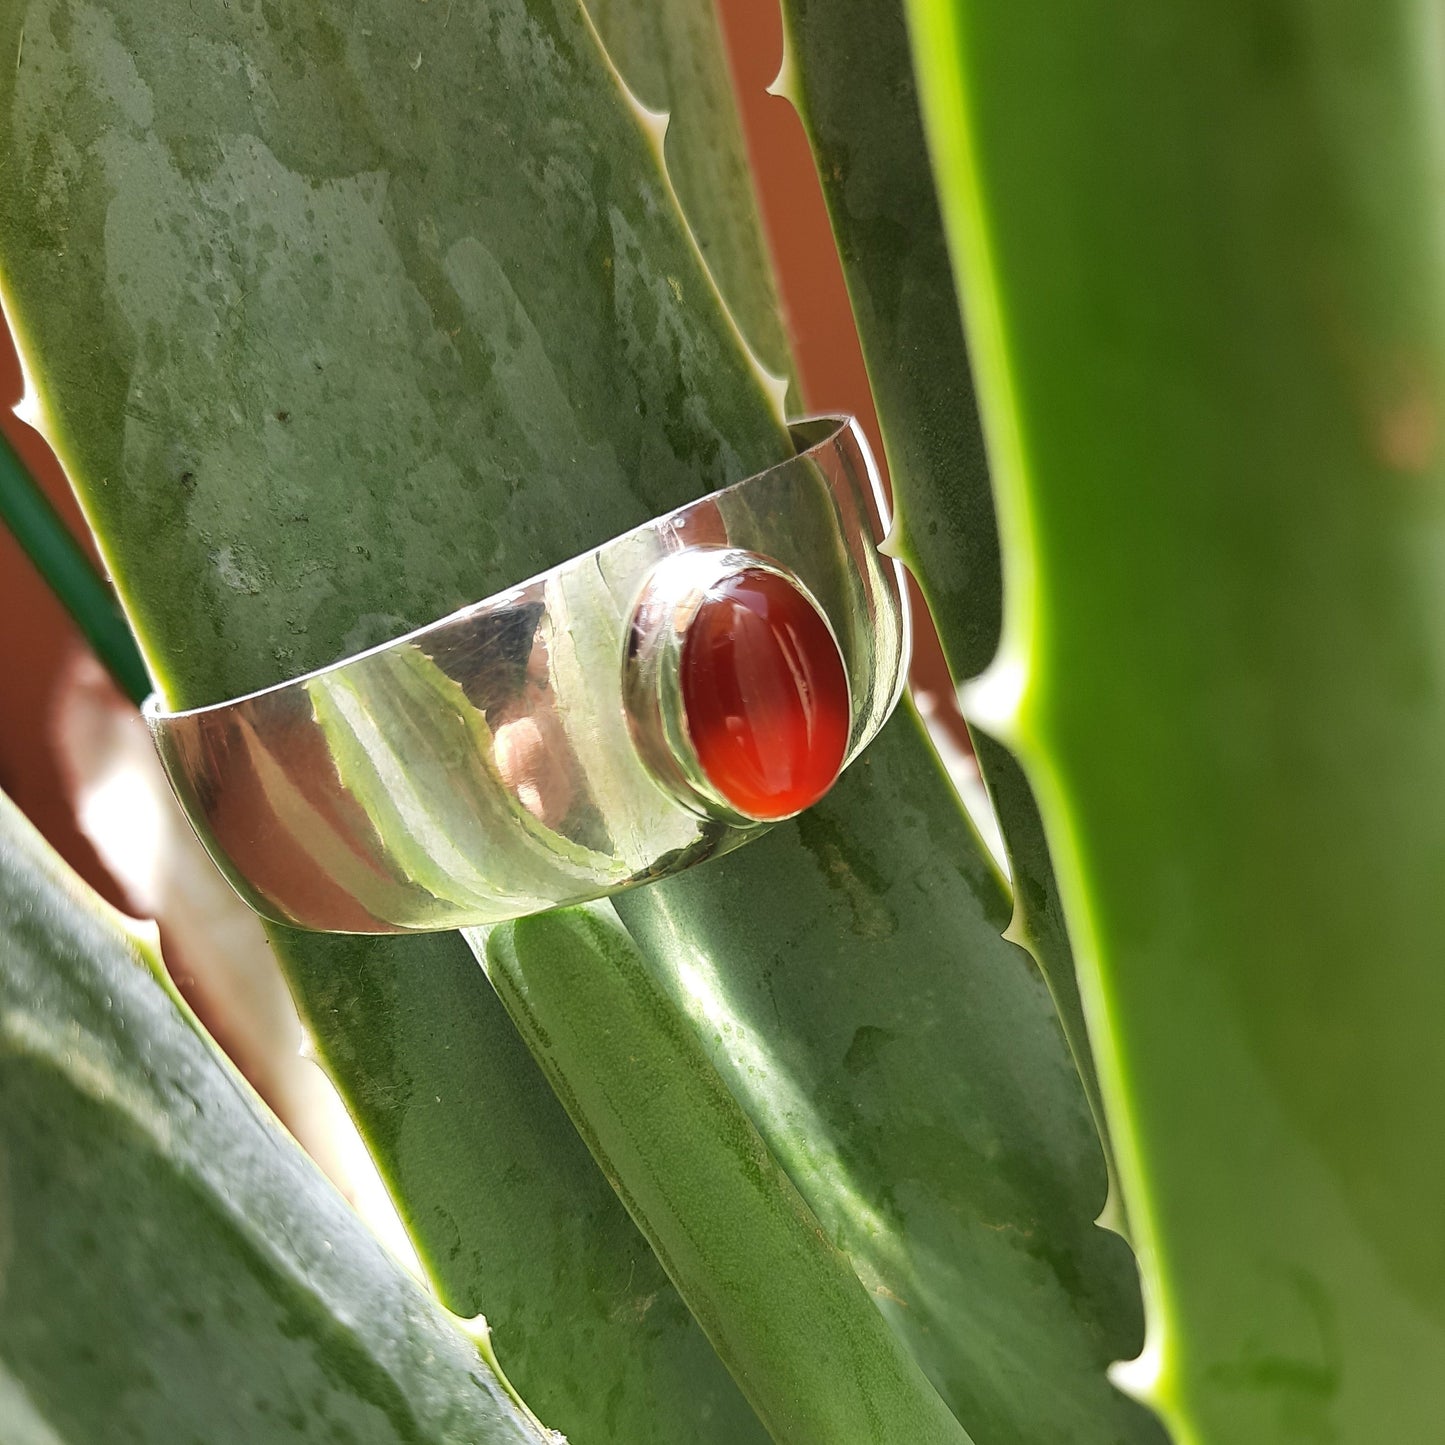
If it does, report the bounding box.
[0,429,148,704]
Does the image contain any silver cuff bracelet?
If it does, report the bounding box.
[145,416,910,933]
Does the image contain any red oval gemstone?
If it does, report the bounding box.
[679,568,850,820]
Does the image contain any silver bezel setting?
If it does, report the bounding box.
[622,548,853,826]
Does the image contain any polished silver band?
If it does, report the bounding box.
[145,416,910,934]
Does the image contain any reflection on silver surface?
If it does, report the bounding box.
[145,418,910,933]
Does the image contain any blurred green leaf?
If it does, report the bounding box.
[0,788,553,1445]
[907,0,1445,1438]
[2,1,1164,1441]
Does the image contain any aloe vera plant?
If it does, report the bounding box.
[1,0,1437,1441]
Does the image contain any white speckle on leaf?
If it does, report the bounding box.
[210,545,264,595]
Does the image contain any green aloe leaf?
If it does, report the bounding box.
[776,0,998,686]
[4,0,1159,1440]
[774,0,1117,1208]
[481,904,971,1445]
[906,0,1445,1439]
[614,704,1157,1443]
[0,787,553,1445]
[582,0,797,406]
[284,929,770,1444]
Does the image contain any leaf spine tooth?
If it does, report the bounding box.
[1001,911,1029,950]
[631,94,672,169]
[458,1313,568,1441]
[115,911,164,964]
[573,1,785,425]
[960,647,1028,744]
[2,287,46,440]
[1109,1321,1165,1409]
[1095,1178,1130,1241]
[766,26,799,106]
[575,0,671,169]
[756,358,791,418]
[11,388,41,434]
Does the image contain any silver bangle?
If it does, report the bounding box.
[145,416,910,933]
